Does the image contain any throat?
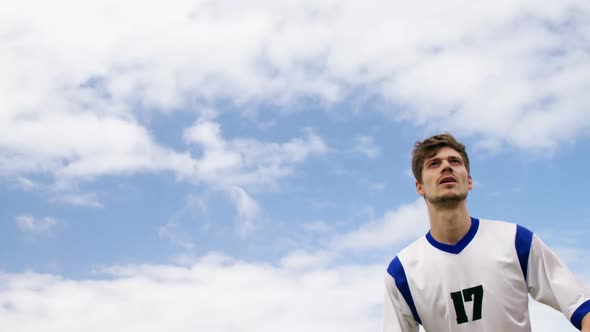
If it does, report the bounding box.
[428,210,472,245]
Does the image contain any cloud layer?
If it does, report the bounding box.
[2,0,590,188]
[0,252,582,332]
[1,0,589,229]
[333,199,429,250]
[0,254,382,332]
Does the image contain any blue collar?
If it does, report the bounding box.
[426,217,479,254]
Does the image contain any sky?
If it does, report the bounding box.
[1,0,590,331]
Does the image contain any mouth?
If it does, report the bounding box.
[439,176,457,185]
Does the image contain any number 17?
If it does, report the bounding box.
[450,285,484,324]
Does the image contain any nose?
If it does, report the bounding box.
[440,160,453,173]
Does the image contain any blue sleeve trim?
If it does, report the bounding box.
[571,299,590,330]
[387,257,421,325]
[425,217,479,254]
[514,224,533,281]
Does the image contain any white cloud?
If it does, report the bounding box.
[10,176,105,208]
[0,110,197,179]
[333,199,429,250]
[14,177,37,190]
[0,111,326,214]
[352,135,381,159]
[227,186,261,237]
[156,119,327,240]
[184,119,328,188]
[53,192,103,208]
[0,0,588,211]
[0,254,383,332]
[279,250,336,271]
[1,0,588,174]
[158,194,216,249]
[184,119,227,151]
[15,215,58,234]
[0,252,584,332]
[158,221,195,251]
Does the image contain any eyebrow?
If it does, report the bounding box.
[425,155,463,163]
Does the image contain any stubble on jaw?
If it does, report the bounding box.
[425,192,468,209]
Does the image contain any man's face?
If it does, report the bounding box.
[416,146,473,207]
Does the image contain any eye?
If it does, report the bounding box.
[450,158,461,165]
[428,160,439,168]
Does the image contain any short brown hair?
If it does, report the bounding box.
[411,133,470,182]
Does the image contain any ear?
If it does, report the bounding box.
[416,180,425,196]
[468,175,473,190]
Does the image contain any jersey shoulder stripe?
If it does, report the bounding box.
[387,256,422,324]
[515,224,533,281]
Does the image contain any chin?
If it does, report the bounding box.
[426,192,468,206]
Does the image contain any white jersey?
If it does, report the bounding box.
[383,218,590,332]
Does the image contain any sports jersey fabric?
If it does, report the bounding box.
[383,218,590,332]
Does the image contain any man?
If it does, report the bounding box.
[383,133,590,331]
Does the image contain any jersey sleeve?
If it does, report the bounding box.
[383,274,419,332]
[526,234,590,330]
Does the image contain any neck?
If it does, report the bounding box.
[426,200,471,245]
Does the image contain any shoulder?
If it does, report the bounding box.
[476,218,536,239]
[476,218,536,246]
[477,218,535,274]
[386,236,428,276]
[477,218,535,237]
[478,218,516,231]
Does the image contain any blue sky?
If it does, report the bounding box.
[1,0,590,331]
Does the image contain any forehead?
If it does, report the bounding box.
[425,146,463,161]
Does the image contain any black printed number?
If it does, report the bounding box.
[450,285,484,324]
